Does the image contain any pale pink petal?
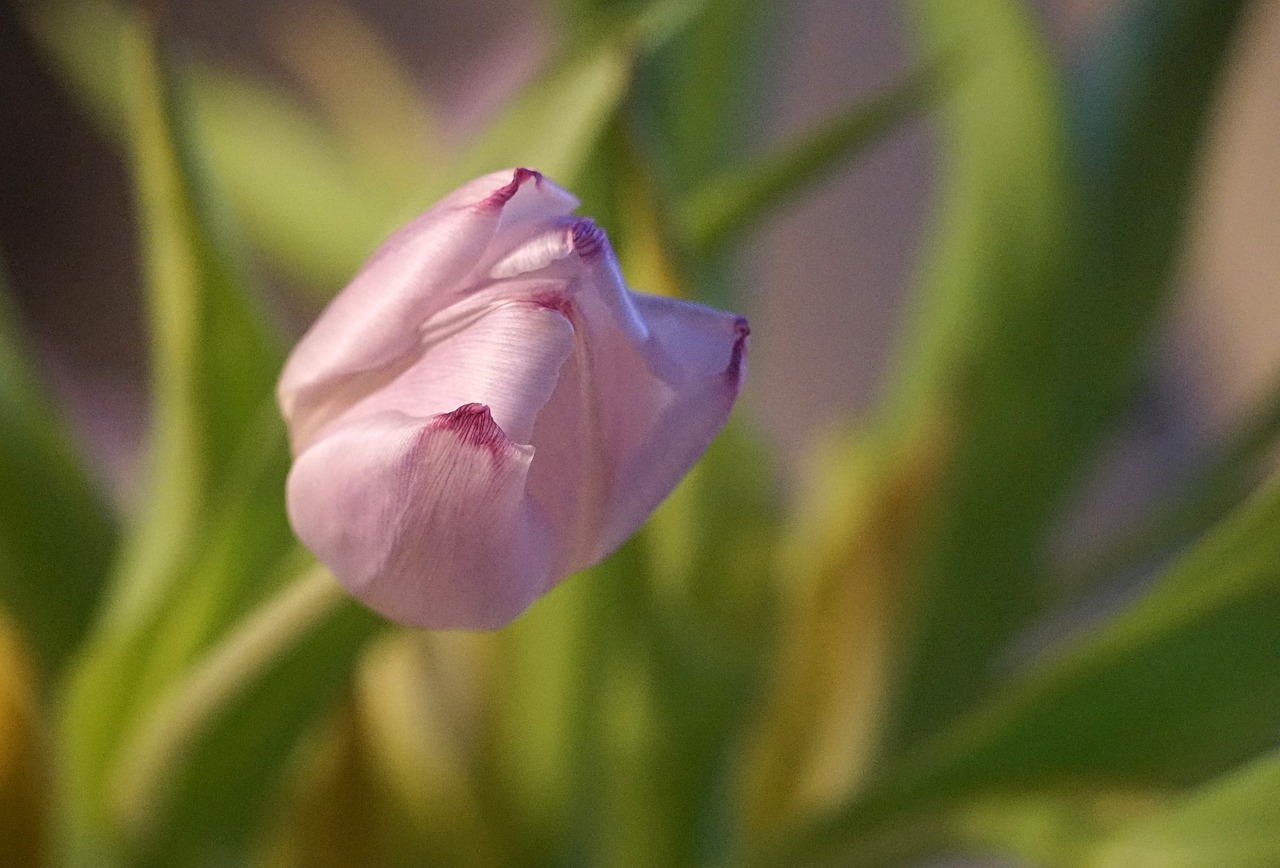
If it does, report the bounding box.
[279,168,577,449]
[485,221,578,280]
[594,294,748,553]
[286,405,555,629]
[571,220,649,343]
[477,219,645,343]
[324,290,575,445]
[524,237,749,574]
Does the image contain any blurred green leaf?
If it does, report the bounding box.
[0,263,116,675]
[61,413,300,861]
[428,0,707,202]
[506,537,768,868]
[758,477,1280,867]
[187,68,407,292]
[1051,0,1253,501]
[1091,750,1280,868]
[738,424,947,848]
[625,422,780,866]
[948,481,1280,788]
[633,0,767,191]
[648,419,779,653]
[943,788,1157,868]
[436,47,628,200]
[267,0,444,182]
[99,21,285,636]
[480,545,650,867]
[881,0,1249,752]
[479,421,779,868]
[678,63,940,256]
[876,0,1075,755]
[27,0,406,291]
[593,129,781,859]
[0,598,55,866]
[55,10,300,858]
[886,0,1070,416]
[30,0,705,296]
[24,0,129,141]
[114,563,381,865]
[581,0,769,312]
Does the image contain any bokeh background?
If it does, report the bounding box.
[6,0,1277,502]
[3,3,1280,865]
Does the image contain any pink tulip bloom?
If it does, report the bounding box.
[278,168,749,629]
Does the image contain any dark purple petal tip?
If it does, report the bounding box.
[569,218,607,259]
[725,316,750,387]
[431,403,510,457]
[479,168,543,211]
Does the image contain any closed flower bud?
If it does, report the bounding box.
[278,169,748,629]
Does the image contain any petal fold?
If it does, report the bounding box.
[525,285,748,575]
[327,292,576,446]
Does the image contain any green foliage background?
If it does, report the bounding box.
[1,0,1278,866]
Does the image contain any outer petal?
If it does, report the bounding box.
[279,169,578,449]
[286,405,554,629]
[595,293,748,550]
[525,238,748,575]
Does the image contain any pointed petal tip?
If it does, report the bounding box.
[478,168,543,211]
[430,402,513,457]
[725,316,750,388]
[569,217,607,259]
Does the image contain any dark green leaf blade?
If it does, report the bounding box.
[111,564,382,863]
[944,481,1280,790]
[96,18,285,631]
[1065,371,1280,596]
[639,0,767,192]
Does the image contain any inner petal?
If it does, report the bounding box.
[327,294,576,445]
[487,222,576,280]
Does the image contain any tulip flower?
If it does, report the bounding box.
[278,169,749,629]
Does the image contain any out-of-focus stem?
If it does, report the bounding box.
[110,565,345,844]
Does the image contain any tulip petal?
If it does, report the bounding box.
[279,168,578,449]
[526,283,749,574]
[570,218,649,343]
[286,406,554,629]
[595,295,748,552]
[327,291,576,446]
